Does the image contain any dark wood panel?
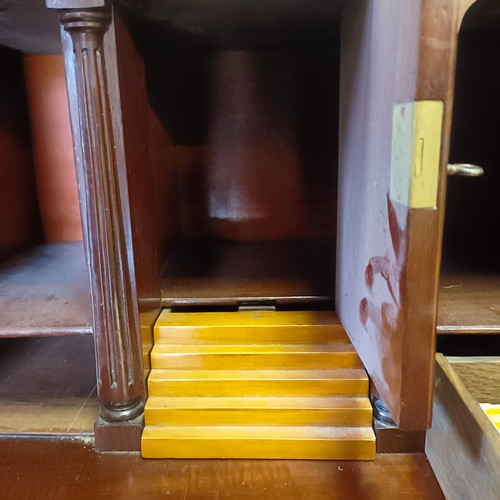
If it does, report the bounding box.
[443,5,500,274]
[181,50,339,242]
[437,271,500,334]
[161,240,335,306]
[0,0,60,55]
[119,0,342,49]
[0,335,95,401]
[0,335,97,434]
[0,436,443,499]
[136,46,339,243]
[0,47,42,262]
[113,13,178,311]
[0,242,91,337]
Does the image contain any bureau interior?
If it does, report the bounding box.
[0,47,90,339]
[443,5,500,273]
[124,5,342,308]
[438,3,500,336]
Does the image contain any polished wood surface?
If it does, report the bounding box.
[148,368,367,398]
[151,343,362,370]
[23,55,82,242]
[174,50,339,242]
[0,243,91,337]
[0,47,42,263]
[437,271,500,334]
[426,354,500,500]
[0,438,443,499]
[145,396,372,427]
[337,0,470,431]
[142,426,375,460]
[154,309,346,344]
[0,336,97,434]
[145,310,373,459]
[161,240,334,306]
[129,20,339,242]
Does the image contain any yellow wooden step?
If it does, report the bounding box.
[148,368,368,397]
[144,396,373,426]
[155,310,347,344]
[141,425,376,459]
[150,343,363,370]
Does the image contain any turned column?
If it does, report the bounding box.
[53,7,145,424]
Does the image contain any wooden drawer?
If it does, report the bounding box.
[426,354,500,499]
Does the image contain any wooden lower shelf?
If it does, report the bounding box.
[0,242,92,337]
[161,240,335,307]
[0,335,97,434]
[437,271,500,334]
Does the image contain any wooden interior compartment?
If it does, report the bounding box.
[438,3,500,335]
[124,3,341,308]
[0,47,91,338]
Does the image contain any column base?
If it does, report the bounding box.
[373,418,426,454]
[94,415,144,452]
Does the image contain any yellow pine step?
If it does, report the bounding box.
[144,396,373,426]
[150,343,362,370]
[147,369,368,397]
[141,425,376,460]
[155,310,347,344]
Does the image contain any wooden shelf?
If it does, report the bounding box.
[437,271,500,334]
[0,335,97,434]
[161,240,335,307]
[0,242,92,337]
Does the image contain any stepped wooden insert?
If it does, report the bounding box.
[142,310,375,460]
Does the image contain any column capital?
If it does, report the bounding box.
[59,9,111,33]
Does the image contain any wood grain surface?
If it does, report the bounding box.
[0,335,97,434]
[0,438,444,500]
[448,356,500,404]
[426,354,500,500]
[438,272,500,334]
[0,242,91,337]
